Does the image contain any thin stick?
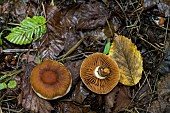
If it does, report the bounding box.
[61,36,88,60]
[1,107,23,113]
[57,52,93,62]
[137,34,165,53]
[1,49,35,53]
[42,2,46,19]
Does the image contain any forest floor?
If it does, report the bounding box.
[0,0,170,113]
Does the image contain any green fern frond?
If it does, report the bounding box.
[5,16,47,45]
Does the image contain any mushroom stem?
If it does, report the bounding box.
[94,66,110,79]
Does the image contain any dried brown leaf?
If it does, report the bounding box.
[104,86,119,113]
[71,81,89,104]
[33,31,64,61]
[56,102,82,113]
[63,32,80,52]
[10,1,39,22]
[105,86,131,113]
[108,34,143,86]
[112,86,131,112]
[17,62,53,113]
[61,1,110,30]
[64,60,82,85]
[46,5,63,34]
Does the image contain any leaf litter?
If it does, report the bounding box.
[0,0,170,113]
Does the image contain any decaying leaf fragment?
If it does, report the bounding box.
[108,34,143,86]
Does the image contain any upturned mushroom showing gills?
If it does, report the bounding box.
[80,53,120,94]
[30,60,72,100]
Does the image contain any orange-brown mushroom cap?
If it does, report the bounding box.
[30,60,72,100]
[80,53,120,94]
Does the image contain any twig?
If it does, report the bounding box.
[163,16,169,46]
[42,2,46,19]
[115,0,129,25]
[0,48,35,53]
[7,23,20,26]
[1,107,24,113]
[57,52,93,62]
[60,35,88,61]
[1,97,16,102]
[129,71,148,104]
[137,34,165,53]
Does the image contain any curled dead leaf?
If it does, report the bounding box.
[108,34,143,86]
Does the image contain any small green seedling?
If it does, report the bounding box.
[0,69,22,90]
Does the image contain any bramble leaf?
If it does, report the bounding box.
[5,16,46,45]
[7,80,17,89]
[0,83,7,90]
[108,34,143,86]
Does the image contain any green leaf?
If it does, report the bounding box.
[0,32,3,45]
[0,75,8,81]
[0,83,7,90]
[103,41,111,54]
[5,16,47,45]
[37,55,41,64]
[7,80,17,89]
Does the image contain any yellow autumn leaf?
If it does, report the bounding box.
[108,34,143,86]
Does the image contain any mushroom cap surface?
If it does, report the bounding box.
[30,60,72,100]
[80,53,120,94]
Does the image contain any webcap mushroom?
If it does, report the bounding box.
[30,60,72,100]
[80,53,120,94]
